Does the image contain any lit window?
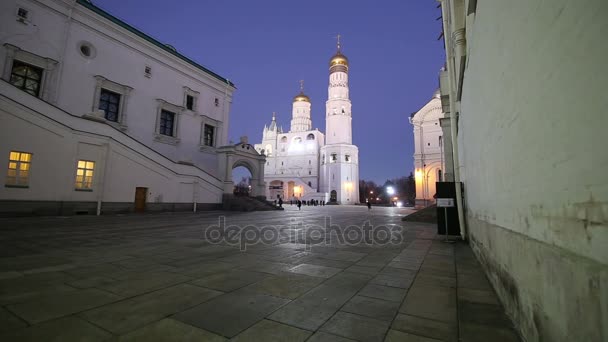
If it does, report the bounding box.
[98,89,121,122]
[203,124,215,146]
[10,60,43,97]
[6,151,32,187]
[159,110,175,136]
[75,160,95,190]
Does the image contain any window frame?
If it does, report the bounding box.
[183,86,200,113]
[9,60,43,97]
[154,99,183,145]
[5,151,32,188]
[74,160,95,191]
[98,88,121,122]
[199,114,222,151]
[203,123,215,147]
[2,44,58,101]
[91,75,132,129]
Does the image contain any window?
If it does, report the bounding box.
[10,60,42,96]
[17,8,28,20]
[345,154,350,162]
[203,124,215,146]
[159,110,175,136]
[3,45,58,101]
[308,181,312,187]
[308,170,311,175]
[331,153,337,163]
[98,89,121,122]
[154,100,183,144]
[92,76,132,127]
[214,98,219,107]
[306,133,315,140]
[75,160,95,190]
[183,87,199,112]
[308,160,311,165]
[293,137,302,144]
[144,66,152,78]
[6,151,31,187]
[281,136,287,143]
[186,95,194,110]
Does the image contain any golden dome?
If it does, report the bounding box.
[330,52,349,67]
[293,92,310,103]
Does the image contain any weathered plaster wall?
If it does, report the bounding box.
[459,0,608,340]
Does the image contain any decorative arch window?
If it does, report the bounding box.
[308,181,312,187]
[293,137,302,144]
[306,133,315,140]
[341,106,345,114]
[281,136,287,143]
[345,154,350,162]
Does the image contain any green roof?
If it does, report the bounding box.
[76,0,235,88]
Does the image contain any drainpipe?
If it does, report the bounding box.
[96,142,111,216]
[440,0,467,240]
[54,0,77,103]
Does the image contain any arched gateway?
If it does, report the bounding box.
[216,137,267,199]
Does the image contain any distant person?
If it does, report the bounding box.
[278,197,283,208]
[297,200,302,210]
[367,200,372,211]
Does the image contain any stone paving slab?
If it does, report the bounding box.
[116,318,227,342]
[173,290,290,337]
[81,283,222,334]
[231,319,312,341]
[0,207,520,341]
[0,316,112,341]
[7,288,121,324]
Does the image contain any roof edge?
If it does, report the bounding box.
[76,0,235,88]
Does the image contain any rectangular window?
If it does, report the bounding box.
[159,110,175,136]
[98,88,121,122]
[75,160,95,190]
[345,154,350,162]
[331,153,337,163]
[203,124,215,146]
[10,60,43,96]
[186,95,194,111]
[6,151,32,187]
[214,98,219,107]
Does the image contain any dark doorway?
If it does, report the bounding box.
[330,190,337,202]
[134,187,147,213]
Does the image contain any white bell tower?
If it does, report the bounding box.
[320,35,359,204]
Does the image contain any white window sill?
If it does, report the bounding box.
[154,134,180,145]
[199,145,216,153]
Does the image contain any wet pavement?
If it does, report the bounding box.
[0,205,520,341]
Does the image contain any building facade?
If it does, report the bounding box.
[0,0,265,216]
[438,0,607,340]
[410,90,445,207]
[255,42,359,204]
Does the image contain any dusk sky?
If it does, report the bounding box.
[94,0,445,183]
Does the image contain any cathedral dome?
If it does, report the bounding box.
[329,52,349,67]
[293,92,310,103]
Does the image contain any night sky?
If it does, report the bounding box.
[93,0,445,183]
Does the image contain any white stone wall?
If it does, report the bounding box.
[0,0,235,211]
[1,0,234,176]
[0,82,223,208]
[441,0,608,340]
[411,95,444,205]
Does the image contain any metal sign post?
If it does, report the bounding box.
[437,198,455,243]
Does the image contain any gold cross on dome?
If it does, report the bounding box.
[299,80,304,92]
[335,34,341,51]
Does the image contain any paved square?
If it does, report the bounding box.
[0,205,519,341]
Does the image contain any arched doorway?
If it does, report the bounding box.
[232,165,252,196]
[330,190,337,203]
[287,181,295,199]
[216,137,267,199]
[268,180,283,200]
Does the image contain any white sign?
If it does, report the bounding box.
[437,198,455,207]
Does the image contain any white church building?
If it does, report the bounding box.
[0,0,268,216]
[255,41,360,204]
[409,90,449,207]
